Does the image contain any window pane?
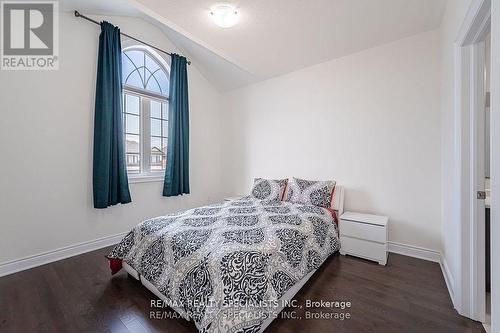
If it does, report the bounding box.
[145,54,161,74]
[150,155,163,171]
[162,120,168,137]
[151,100,161,118]
[126,114,140,134]
[124,50,144,69]
[122,56,135,84]
[162,138,168,153]
[151,137,163,171]
[151,118,161,137]
[151,137,162,151]
[162,102,169,120]
[151,137,167,171]
[156,70,169,95]
[125,134,140,153]
[145,77,162,94]
[125,70,145,90]
[126,153,140,173]
[162,138,168,170]
[126,95,139,114]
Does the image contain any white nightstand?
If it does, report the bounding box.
[339,212,388,265]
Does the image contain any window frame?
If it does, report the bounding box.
[121,47,170,183]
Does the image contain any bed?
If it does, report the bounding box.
[107,186,344,333]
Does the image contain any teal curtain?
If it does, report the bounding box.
[92,21,131,208]
[163,54,190,196]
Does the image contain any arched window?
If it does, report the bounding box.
[122,48,169,96]
[121,46,169,177]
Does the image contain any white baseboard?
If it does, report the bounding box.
[0,232,128,277]
[440,256,457,309]
[388,241,441,262]
[387,241,456,309]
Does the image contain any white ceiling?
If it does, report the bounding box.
[63,0,447,91]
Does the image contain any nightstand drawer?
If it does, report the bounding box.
[340,219,386,243]
[341,236,387,263]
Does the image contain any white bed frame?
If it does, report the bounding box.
[332,184,345,217]
[123,185,345,332]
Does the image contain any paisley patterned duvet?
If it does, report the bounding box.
[107,198,340,333]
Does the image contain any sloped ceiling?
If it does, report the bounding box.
[63,0,447,91]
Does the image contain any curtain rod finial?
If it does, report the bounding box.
[74,10,80,17]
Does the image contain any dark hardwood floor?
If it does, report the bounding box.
[0,248,484,333]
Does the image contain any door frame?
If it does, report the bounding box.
[454,0,491,321]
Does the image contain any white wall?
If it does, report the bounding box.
[0,12,223,264]
[438,0,473,307]
[221,30,442,251]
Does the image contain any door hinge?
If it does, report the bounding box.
[477,191,486,200]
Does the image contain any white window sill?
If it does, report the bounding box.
[128,174,164,184]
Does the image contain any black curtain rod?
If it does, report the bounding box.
[74,10,191,65]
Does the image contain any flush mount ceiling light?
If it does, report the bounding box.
[210,4,238,28]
